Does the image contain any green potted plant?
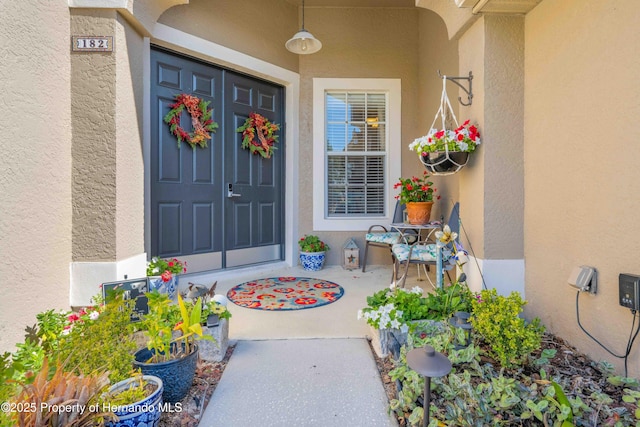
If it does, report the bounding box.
[133,291,213,403]
[359,282,473,358]
[146,257,186,299]
[298,234,330,271]
[101,374,164,427]
[394,172,439,224]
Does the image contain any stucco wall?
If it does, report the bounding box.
[115,14,145,260]
[71,10,118,261]
[417,9,460,222]
[297,7,419,265]
[525,0,640,376]
[159,0,299,72]
[0,0,72,352]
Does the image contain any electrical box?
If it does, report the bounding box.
[619,274,640,311]
[568,266,597,294]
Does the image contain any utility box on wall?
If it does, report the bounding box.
[343,238,360,270]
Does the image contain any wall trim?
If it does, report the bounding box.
[312,78,402,231]
[464,256,525,297]
[70,253,147,306]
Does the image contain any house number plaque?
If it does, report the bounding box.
[71,36,113,52]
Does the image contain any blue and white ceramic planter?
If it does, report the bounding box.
[299,251,326,271]
[148,275,178,299]
[105,375,163,427]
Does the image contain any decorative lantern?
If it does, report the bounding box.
[342,238,360,270]
[449,311,473,349]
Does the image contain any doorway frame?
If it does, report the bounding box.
[143,24,300,270]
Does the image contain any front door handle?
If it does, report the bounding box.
[227,183,241,198]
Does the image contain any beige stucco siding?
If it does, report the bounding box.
[524,0,640,376]
[115,14,145,260]
[0,0,72,352]
[298,7,436,265]
[159,0,299,72]
[71,9,118,261]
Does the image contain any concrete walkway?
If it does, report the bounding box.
[199,339,398,427]
[189,264,427,427]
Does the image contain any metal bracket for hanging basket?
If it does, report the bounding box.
[437,70,473,106]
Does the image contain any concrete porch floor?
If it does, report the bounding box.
[186,262,432,341]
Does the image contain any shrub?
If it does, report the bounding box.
[53,296,139,383]
[471,289,544,368]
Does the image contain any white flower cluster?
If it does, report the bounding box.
[358,286,425,332]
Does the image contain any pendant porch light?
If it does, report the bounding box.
[286,0,322,54]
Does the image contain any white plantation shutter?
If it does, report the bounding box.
[325,91,387,217]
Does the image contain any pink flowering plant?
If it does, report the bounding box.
[146,257,187,282]
[409,119,481,156]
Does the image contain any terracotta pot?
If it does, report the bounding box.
[405,201,434,225]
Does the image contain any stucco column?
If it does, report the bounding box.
[69,9,146,305]
[458,15,525,296]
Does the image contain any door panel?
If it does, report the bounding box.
[151,49,223,268]
[150,48,284,272]
[224,71,284,267]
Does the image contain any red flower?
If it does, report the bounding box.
[68,313,80,322]
[161,270,172,282]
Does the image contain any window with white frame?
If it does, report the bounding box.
[313,79,401,231]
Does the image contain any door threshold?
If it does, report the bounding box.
[179,260,290,286]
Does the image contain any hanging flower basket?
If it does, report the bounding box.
[420,151,470,174]
[409,77,481,176]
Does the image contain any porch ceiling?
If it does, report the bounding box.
[284,0,415,7]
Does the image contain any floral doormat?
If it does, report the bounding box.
[226,277,344,311]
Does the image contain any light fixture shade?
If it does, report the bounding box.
[285,30,322,54]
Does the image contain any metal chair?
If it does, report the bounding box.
[362,202,418,272]
[391,202,460,288]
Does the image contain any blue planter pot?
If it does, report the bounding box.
[105,375,163,427]
[299,251,326,271]
[148,275,178,299]
[133,344,198,403]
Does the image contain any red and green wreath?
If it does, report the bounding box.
[164,94,218,149]
[236,112,280,159]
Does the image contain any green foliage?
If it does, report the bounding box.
[422,282,474,320]
[142,291,174,363]
[388,318,640,426]
[173,294,214,356]
[146,256,186,277]
[470,289,544,368]
[54,296,138,383]
[394,173,435,204]
[141,291,214,363]
[388,323,480,426]
[298,235,329,252]
[101,374,157,407]
[360,283,473,331]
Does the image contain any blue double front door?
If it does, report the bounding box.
[150,47,285,273]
